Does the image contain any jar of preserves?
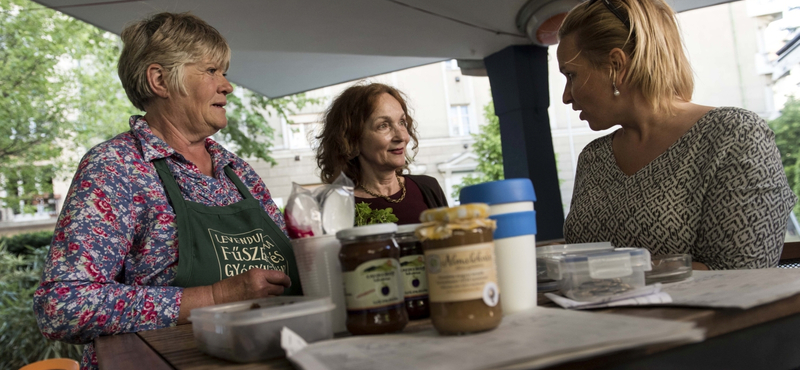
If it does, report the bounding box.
[395,223,429,320]
[336,224,408,335]
[416,204,502,335]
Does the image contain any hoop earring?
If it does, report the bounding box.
[613,82,620,97]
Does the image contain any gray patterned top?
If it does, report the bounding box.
[564,107,798,269]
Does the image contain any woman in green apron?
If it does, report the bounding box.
[34,13,301,370]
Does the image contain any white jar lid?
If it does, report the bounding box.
[335,223,397,240]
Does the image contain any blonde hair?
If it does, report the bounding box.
[558,0,693,113]
[315,83,419,185]
[118,12,231,111]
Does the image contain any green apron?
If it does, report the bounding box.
[154,159,302,295]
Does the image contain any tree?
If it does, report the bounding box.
[0,0,314,216]
[221,88,319,167]
[451,101,504,199]
[0,0,136,215]
[769,95,800,215]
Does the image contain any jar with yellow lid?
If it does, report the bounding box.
[416,203,502,335]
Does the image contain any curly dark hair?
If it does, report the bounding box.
[315,82,419,186]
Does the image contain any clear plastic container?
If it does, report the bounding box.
[189,296,335,362]
[536,242,615,290]
[646,254,692,285]
[544,248,651,302]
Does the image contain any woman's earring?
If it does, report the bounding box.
[613,82,620,97]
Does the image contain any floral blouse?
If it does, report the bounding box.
[33,116,286,369]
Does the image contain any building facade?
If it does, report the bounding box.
[250,1,797,216]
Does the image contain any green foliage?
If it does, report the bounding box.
[0,0,321,214]
[0,230,54,256]
[770,96,800,215]
[451,101,505,199]
[0,0,134,213]
[0,242,83,368]
[220,86,321,166]
[354,202,399,226]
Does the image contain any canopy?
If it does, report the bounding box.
[34,0,735,98]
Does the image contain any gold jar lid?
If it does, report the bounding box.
[416,203,496,241]
[419,203,490,223]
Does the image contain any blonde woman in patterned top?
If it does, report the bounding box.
[557,0,797,269]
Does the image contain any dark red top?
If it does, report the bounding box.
[355,176,429,225]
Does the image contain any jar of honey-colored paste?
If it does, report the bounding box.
[416,204,502,335]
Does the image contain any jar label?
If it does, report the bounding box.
[342,258,404,310]
[424,242,500,303]
[399,254,428,298]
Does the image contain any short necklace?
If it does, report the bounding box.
[360,175,406,203]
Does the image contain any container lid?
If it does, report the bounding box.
[189,296,335,326]
[335,223,397,240]
[489,211,537,239]
[545,248,652,280]
[459,178,537,205]
[536,242,614,258]
[419,203,490,223]
[396,223,422,235]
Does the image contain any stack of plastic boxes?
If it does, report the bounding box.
[536,242,615,292]
[460,179,537,314]
[542,247,652,302]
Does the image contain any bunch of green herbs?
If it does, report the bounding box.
[354,202,399,226]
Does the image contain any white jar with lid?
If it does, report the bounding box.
[488,211,537,313]
[460,179,538,314]
[459,178,536,216]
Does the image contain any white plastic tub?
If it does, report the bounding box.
[189,296,335,362]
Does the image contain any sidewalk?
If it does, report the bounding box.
[0,218,57,237]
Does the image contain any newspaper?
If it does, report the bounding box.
[545,284,673,309]
[283,307,704,370]
[660,268,800,309]
[544,269,800,310]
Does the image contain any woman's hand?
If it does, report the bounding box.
[177,269,291,324]
[211,268,292,304]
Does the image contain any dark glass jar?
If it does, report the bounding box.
[417,204,502,335]
[395,223,429,320]
[336,224,408,335]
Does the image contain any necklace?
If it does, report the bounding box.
[360,175,406,203]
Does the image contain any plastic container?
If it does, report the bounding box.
[396,223,430,320]
[646,254,692,285]
[189,296,335,362]
[459,179,537,216]
[291,234,347,333]
[536,242,615,284]
[544,248,651,302]
[336,223,408,335]
[489,211,537,314]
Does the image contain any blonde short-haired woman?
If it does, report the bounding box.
[558,0,797,269]
[35,13,301,369]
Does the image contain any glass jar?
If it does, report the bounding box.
[395,223,429,320]
[417,204,502,335]
[336,223,408,335]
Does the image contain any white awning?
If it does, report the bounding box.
[34,0,737,98]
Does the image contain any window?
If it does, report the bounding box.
[449,105,472,137]
[286,114,322,149]
[445,59,460,70]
